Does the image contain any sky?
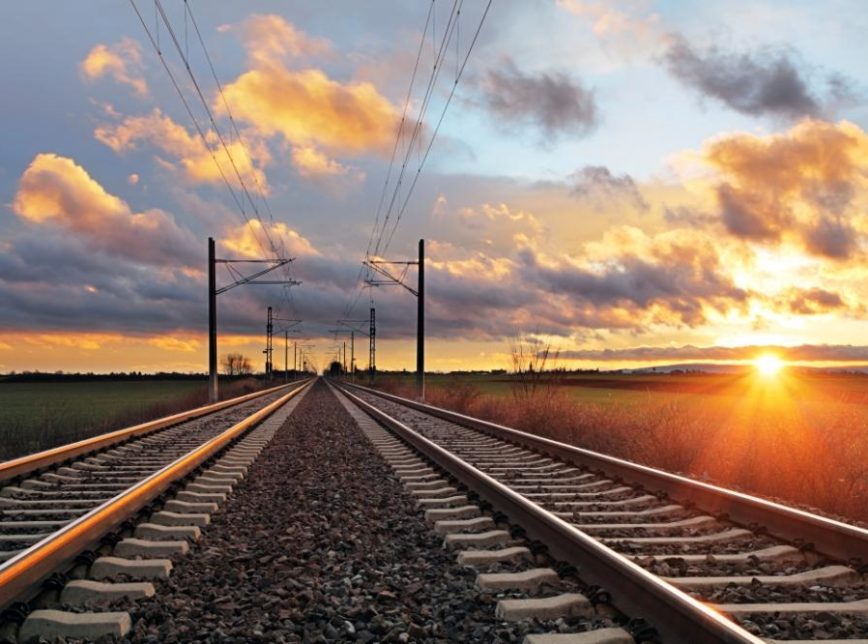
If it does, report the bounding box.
[2,0,868,373]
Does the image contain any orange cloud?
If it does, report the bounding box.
[219,14,399,157]
[220,220,319,259]
[148,336,201,352]
[12,153,198,265]
[556,0,667,58]
[700,119,868,259]
[241,14,332,66]
[95,108,271,192]
[80,38,149,97]
[291,146,350,178]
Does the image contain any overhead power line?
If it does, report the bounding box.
[133,0,297,319]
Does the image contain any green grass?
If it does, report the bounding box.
[0,379,260,461]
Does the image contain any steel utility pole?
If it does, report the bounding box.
[264,306,274,379]
[207,237,300,402]
[370,307,376,385]
[284,331,289,383]
[336,319,368,384]
[364,239,425,399]
[416,239,425,400]
[208,238,218,403]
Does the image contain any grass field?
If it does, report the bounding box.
[375,370,868,524]
[0,378,263,461]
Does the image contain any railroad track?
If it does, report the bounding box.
[335,381,868,643]
[0,378,311,641]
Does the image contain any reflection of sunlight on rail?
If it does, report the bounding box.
[755,354,784,377]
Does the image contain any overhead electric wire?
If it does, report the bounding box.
[372,0,461,259]
[345,0,491,320]
[382,0,492,253]
[154,0,298,319]
[153,0,279,259]
[129,0,250,229]
[343,1,435,320]
[183,0,298,319]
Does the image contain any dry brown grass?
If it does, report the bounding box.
[378,374,868,525]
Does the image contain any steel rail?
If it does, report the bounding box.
[0,379,313,610]
[0,380,307,484]
[343,382,868,563]
[336,383,762,644]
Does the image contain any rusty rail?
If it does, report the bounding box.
[336,382,762,644]
[0,380,307,484]
[0,379,312,609]
[342,382,868,563]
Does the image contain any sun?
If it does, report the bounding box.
[755,354,785,377]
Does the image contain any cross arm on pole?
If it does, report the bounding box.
[363,259,418,296]
[215,258,300,295]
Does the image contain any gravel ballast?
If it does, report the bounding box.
[125,380,621,642]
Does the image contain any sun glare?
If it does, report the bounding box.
[755,354,784,377]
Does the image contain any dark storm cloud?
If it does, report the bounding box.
[570,165,648,210]
[481,59,598,139]
[663,35,852,119]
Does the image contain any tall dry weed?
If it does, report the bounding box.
[376,377,868,525]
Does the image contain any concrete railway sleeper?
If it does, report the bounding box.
[338,381,868,643]
[330,383,642,644]
[0,380,312,642]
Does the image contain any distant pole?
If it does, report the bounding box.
[284,331,288,383]
[208,237,218,402]
[294,342,297,378]
[265,306,273,379]
[416,239,425,400]
[350,331,355,383]
[343,341,347,375]
[369,307,376,385]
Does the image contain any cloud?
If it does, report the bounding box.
[240,14,332,66]
[95,109,271,192]
[555,0,666,59]
[12,153,199,266]
[663,35,851,119]
[218,15,399,158]
[220,220,320,259]
[291,146,350,178]
[558,343,868,363]
[525,227,749,328]
[80,38,149,97]
[570,165,648,210]
[480,59,598,139]
[700,119,868,259]
[784,287,847,315]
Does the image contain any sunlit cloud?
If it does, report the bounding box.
[696,119,868,259]
[239,13,332,66]
[220,219,320,259]
[558,343,868,363]
[95,108,271,192]
[555,0,667,58]
[291,145,351,178]
[12,153,198,266]
[80,38,149,97]
[218,14,399,156]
